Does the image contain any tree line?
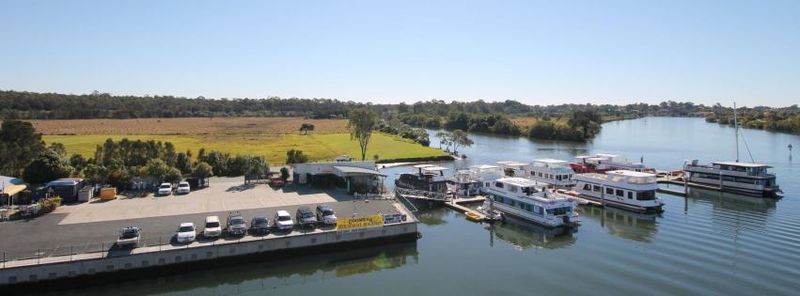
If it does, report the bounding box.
[705,104,800,135]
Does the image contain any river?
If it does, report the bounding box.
[53,117,800,295]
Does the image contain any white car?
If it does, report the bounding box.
[176,222,196,243]
[176,181,191,194]
[157,183,172,196]
[274,210,294,231]
[203,216,222,238]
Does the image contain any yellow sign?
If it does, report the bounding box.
[337,215,384,230]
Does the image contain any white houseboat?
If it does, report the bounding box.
[481,177,579,228]
[448,165,505,197]
[573,170,664,213]
[527,159,576,188]
[683,160,781,197]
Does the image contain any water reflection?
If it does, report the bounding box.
[578,206,659,242]
[486,216,576,250]
[686,187,778,214]
[49,242,418,296]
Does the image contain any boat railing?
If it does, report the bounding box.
[394,187,450,201]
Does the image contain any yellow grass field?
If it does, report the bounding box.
[35,117,449,164]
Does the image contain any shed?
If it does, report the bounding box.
[46,178,86,203]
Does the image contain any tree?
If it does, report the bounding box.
[435,131,449,149]
[22,150,73,184]
[164,167,183,183]
[449,129,473,154]
[348,108,378,160]
[69,154,88,174]
[279,167,289,181]
[286,149,309,164]
[192,162,214,180]
[299,123,315,135]
[567,110,602,139]
[140,159,172,182]
[0,120,46,176]
[175,152,192,174]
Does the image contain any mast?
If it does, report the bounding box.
[734,102,739,162]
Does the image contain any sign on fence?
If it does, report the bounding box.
[336,215,384,231]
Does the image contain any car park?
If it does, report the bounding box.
[176,181,191,194]
[316,204,337,225]
[250,215,270,235]
[296,207,318,228]
[203,216,222,238]
[116,226,141,248]
[274,210,294,231]
[176,222,196,243]
[157,183,173,196]
[226,211,247,236]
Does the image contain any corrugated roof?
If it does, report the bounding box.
[333,166,387,177]
[2,184,26,196]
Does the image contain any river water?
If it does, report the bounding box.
[56,117,800,295]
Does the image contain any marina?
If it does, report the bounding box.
[2,117,798,295]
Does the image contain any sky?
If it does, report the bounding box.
[1,0,798,107]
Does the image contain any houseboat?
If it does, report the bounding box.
[480,177,579,228]
[448,165,505,197]
[527,159,576,188]
[395,164,450,193]
[571,154,653,173]
[683,160,781,197]
[680,103,781,198]
[573,170,664,213]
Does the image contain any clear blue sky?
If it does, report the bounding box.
[1,0,798,107]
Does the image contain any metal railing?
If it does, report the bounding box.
[394,187,450,201]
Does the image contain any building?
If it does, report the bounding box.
[1,175,26,207]
[291,160,386,194]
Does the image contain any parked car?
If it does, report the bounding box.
[116,226,141,248]
[250,215,270,235]
[176,222,196,244]
[274,210,294,231]
[270,177,284,187]
[296,207,318,228]
[157,183,172,196]
[226,211,247,236]
[316,204,338,225]
[203,216,222,238]
[176,181,191,194]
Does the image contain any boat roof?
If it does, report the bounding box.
[606,170,656,177]
[470,164,500,169]
[496,177,542,187]
[595,153,620,158]
[412,164,435,168]
[713,161,771,168]
[497,161,528,167]
[533,158,568,164]
[421,166,448,171]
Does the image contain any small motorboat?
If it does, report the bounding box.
[465,211,483,222]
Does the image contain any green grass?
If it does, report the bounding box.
[43,133,449,164]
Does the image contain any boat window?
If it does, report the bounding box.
[583,184,591,191]
[606,188,614,195]
[547,207,570,216]
[593,185,601,192]
[616,189,624,197]
[637,190,656,200]
[495,182,504,188]
[521,187,536,195]
[627,192,633,199]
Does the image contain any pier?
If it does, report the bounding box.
[395,188,489,221]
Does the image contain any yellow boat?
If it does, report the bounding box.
[465,211,483,222]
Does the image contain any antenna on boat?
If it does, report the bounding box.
[734,102,739,162]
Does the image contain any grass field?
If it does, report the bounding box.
[43,132,449,164]
[29,117,349,135]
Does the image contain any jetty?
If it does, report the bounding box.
[395,188,489,221]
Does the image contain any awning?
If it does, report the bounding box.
[2,184,26,196]
[333,166,387,177]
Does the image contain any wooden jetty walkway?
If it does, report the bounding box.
[395,188,489,221]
